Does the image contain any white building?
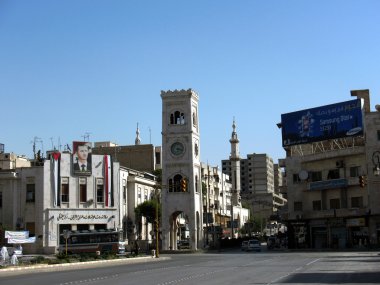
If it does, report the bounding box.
[0,148,157,254]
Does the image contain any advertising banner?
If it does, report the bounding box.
[281,99,363,147]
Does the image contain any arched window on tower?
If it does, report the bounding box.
[169,174,187,192]
[195,175,198,193]
[193,112,197,127]
[170,111,185,125]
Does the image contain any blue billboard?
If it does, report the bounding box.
[281,99,363,147]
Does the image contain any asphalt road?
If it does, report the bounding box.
[1,250,380,285]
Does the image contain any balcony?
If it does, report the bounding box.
[308,178,347,191]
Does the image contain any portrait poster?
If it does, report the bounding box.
[72,141,92,175]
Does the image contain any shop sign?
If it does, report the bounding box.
[346,218,365,227]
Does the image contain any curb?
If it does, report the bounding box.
[0,256,169,276]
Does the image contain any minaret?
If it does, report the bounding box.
[229,118,241,206]
[135,123,141,145]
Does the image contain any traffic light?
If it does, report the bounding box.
[359,175,366,188]
[180,178,187,192]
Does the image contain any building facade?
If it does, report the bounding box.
[0,148,157,254]
[281,90,380,249]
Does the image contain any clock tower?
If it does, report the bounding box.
[161,89,203,250]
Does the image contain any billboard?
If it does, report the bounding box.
[72,141,92,175]
[281,99,363,147]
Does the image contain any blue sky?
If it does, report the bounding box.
[1,1,379,167]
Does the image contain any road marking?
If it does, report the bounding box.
[59,274,118,285]
[267,258,322,284]
[306,258,321,266]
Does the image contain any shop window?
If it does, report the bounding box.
[312,200,322,211]
[26,184,35,202]
[294,201,303,211]
[351,196,363,208]
[330,198,340,209]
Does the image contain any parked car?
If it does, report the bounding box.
[177,240,190,250]
[241,240,249,251]
[247,239,261,252]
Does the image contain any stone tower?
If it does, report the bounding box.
[230,118,241,206]
[161,89,203,250]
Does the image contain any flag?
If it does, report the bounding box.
[51,152,61,207]
[104,155,113,207]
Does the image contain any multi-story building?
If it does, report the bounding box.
[222,153,287,226]
[280,89,380,249]
[0,145,157,254]
[200,163,249,242]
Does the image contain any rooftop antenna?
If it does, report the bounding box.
[58,137,62,151]
[50,137,54,150]
[31,136,43,159]
[82,132,91,142]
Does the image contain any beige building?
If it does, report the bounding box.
[93,142,161,173]
[200,163,249,240]
[281,89,380,249]
[0,152,31,170]
[222,153,287,226]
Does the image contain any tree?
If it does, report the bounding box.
[134,200,161,224]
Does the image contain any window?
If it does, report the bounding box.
[294,201,303,211]
[96,179,104,203]
[170,111,185,125]
[26,184,35,202]
[330,198,340,209]
[351,196,363,208]
[293,174,301,183]
[169,174,184,192]
[61,179,69,203]
[327,169,340,180]
[377,130,380,141]
[137,187,141,204]
[122,180,127,204]
[310,171,322,182]
[0,191,2,207]
[195,175,199,193]
[192,112,197,126]
[350,166,360,178]
[79,178,87,203]
[26,222,35,237]
[312,200,322,211]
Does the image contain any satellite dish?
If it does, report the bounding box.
[376,105,380,112]
[299,170,308,180]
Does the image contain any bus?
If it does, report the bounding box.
[58,229,124,255]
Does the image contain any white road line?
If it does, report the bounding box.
[306,258,321,266]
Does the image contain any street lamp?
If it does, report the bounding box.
[372,151,380,176]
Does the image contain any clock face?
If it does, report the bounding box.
[171,142,184,156]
